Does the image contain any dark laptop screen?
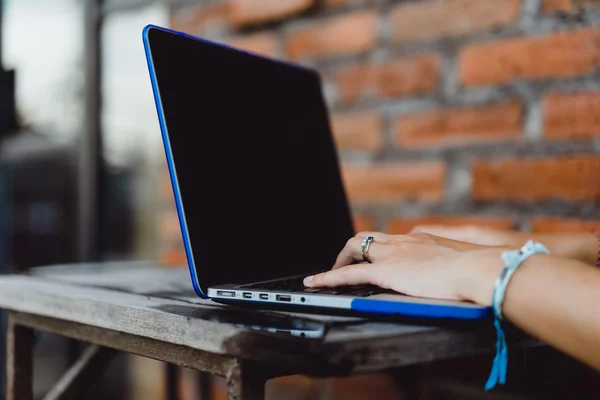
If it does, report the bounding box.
[147,27,355,293]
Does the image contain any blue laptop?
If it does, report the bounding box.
[142,25,490,320]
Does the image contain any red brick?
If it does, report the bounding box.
[170,3,229,36]
[460,28,600,87]
[160,171,174,199]
[353,215,376,232]
[341,162,446,204]
[335,64,377,104]
[390,0,519,43]
[160,248,187,268]
[160,209,186,268]
[160,211,181,241]
[543,91,600,140]
[228,0,314,28]
[543,0,575,11]
[375,54,440,98]
[394,100,522,148]
[473,156,600,202]
[286,11,378,60]
[334,54,440,104]
[228,32,279,58]
[388,216,515,234]
[330,112,383,150]
[542,0,600,12]
[532,217,600,233]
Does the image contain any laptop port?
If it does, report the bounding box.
[276,295,291,302]
[217,291,235,297]
[259,294,269,300]
[243,292,252,299]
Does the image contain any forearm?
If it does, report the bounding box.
[503,254,600,371]
[516,232,598,266]
[465,251,600,371]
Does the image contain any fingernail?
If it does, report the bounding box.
[303,276,313,286]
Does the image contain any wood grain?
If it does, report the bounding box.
[0,264,540,376]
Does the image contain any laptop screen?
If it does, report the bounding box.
[146,27,355,293]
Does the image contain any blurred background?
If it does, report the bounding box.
[2,0,600,399]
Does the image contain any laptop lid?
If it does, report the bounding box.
[143,26,355,295]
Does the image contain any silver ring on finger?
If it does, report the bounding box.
[361,236,374,263]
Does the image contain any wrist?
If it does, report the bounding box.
[454,247,505,306]
[455,245,555,307]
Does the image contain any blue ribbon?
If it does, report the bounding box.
[484,240,549,391]
[485,318,508,390]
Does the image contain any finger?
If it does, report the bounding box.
[354,231,390,243]
[409,225,475,241]
[430,234,483,251]
[331,232,389,270]
[409,225,451,235]
[408,229,484,251]
[304,264,381,287]
[332,236,389,270]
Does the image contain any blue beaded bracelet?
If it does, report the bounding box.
[485,240,550,391]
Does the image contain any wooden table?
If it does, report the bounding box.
[0,262,539,400]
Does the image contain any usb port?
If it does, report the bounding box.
[217,291,235,298]
[243,292,252,299]
[276,295,291,302]
[259,294,269,300]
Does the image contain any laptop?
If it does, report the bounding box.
[142,25,490,320]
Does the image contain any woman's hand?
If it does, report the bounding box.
[307,232,600,375]
[410,225,598,266]
[303,232,505,306]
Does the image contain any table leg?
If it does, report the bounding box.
[198,371,213,400]
[388,365,423,400]
[165,364,179,400]
[226,360,267,400]
[6,313,34,400]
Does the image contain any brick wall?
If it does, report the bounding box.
[153,2,600,396]
[158,0,600,266]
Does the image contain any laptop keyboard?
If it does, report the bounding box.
[242,276,387,297]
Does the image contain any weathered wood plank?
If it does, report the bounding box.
[0,267,540,375]
[30,264,364,323]
[0,275,430,356]
[6,314,34,400]
[0,277,340,371]
[9,311,236,377]
[0,276,261,355]
[42,345,117,400]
